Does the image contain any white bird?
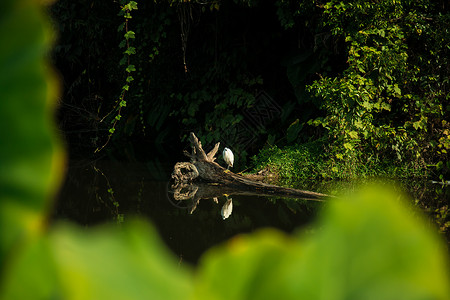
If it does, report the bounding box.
[221,197,233,220]
[223,147,234,169]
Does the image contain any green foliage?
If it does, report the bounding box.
[252,141,429,181]
[194,187,450,300]
[95,0,139,153]
[48,0,448,176]
[0,0,62,297]
[0,0,65,269]
[252,142,327,181]
[1,4,449,298]
[0,2,192,299]
[172,74,262,144]
[300,0,449,177]
[94,166,124,223]
[48,221,192,300]
[286,119,302,143]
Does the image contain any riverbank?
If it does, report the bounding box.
[251,141,433,182]
[249,143,449,246]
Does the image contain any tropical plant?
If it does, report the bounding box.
[1,3,449,299]
[300,0,449,177]
[95,0,138,152]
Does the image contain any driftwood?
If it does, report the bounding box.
[171,132,330,202]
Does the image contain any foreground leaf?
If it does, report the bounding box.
[0,0,64,271]
[194,186,450,300]
[50,220,192,300]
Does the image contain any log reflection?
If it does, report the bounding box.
[169,181,325,219]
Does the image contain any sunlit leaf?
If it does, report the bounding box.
[124,30,135,40]
[194,186,450,300]
[125,64,136,73]
[348,130,358,139]
[343,142,354,150]
[50,220,193,300]
[193,229,293,300]
[124,46,136,55]
[0,0,64,265]
[0,3,192,300]
[284,187,450,300]
[0,1,64,299]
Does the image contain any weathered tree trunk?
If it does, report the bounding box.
[171,132,330,200]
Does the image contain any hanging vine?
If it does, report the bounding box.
[177,1,193,73]
[95,0,138,153]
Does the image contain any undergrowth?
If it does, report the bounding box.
[251,140,430,182]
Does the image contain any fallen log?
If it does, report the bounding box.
[171,132,331,201]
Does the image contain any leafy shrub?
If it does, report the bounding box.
[303,0,449,177]
[2,3,448,299]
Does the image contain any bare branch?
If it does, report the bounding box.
[206,142,220,162]
[189,132,208,160]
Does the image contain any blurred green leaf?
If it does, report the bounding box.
[0,0,65,266]
[0,1,64,299]
[194,186,450,300]
[0,2,192,300]
[1,2,449,300]
[50,220,192,300]
[286,186,450,299]
[1,237,60,299]
[193,229,292,300]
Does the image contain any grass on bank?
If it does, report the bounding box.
[250,140,450,239]
[251,140,431,182]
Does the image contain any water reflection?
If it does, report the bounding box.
[93,165,124,224]
[221,196,233,220]
[168,179,325,220]
[285,178,450,239]
[55,160,449,264]
[55,160,323,264]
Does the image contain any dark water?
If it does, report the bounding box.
[54,160,323,264]
[54,160,449,264]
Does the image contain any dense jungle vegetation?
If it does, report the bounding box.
[50,0,449,180]
[2,1,449,298]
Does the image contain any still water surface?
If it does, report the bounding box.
[54,159,449,264]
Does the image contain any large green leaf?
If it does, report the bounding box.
[192,229,295,300]
[0,0,64,267]
[1,236,59,299]
[0,2,193,300]
[2,219,194,300]
[49,220,192,300]
[284,187,450,300]
[1,2,448,300]
[194,186,450,300]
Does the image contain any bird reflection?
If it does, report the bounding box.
[221,196,233,220]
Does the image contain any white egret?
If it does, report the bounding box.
[223,147,234,169]
[221,196,233,220]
